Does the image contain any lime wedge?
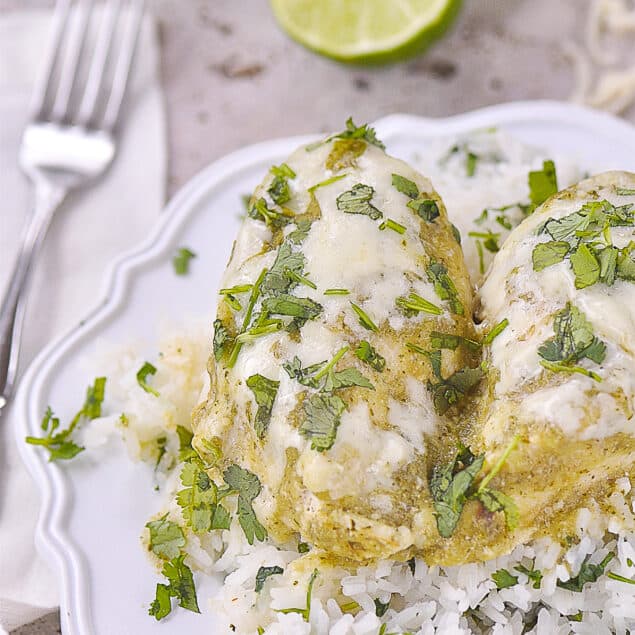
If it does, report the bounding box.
[270,0,462,64]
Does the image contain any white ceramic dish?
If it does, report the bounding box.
[14,102,635,635]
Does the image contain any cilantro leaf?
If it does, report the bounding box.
[249,197,294,229]
[379,218,407,234]
[598,245,618,285]
[146,515,186,561]
[255,565,284,592]
[336,183,383,220]
[262,294,323,320]
[262,242,306,296]
[25,377,107,462]
[137,362,159,397]
[515,563,543,589]
[350,301,379,331]
[428,367,484,415]
[331,117,385,149]
[616,187,635,195]
[492,569,518,589]
[374,598,390,617]
[246,374,279,439]
[213,319,232,362]
[430,447,484,538]
[408,198,440,222]
[223,464,267,544]
[326,139,367,171]
[396,292,442,317]
[391,173,419,199]
[477,488,519,530]
[355,340,386,372]
[617,244,635,280]
[557,553,614,592]
[149,583,172,620]
[538,303,606,370]
[528,160,558,209]
[275,569,319,621]
[426,262,464,315]
[268,163,296,205]
[430,332,481,352]
[173,247,197,276]
[482,318,509,346]
[569,243,600,289]
[308,173,347,193]
[300,392,346,451]
[176,425,197,462]
[532,241,570,271]
[323,367,374,392]
[161,554,200,614]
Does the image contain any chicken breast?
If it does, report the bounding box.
[192,129,478,563]
[453,171,635,564]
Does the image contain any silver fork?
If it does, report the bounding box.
[0,0,144,414]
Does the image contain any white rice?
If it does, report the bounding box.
[86,132,635,634]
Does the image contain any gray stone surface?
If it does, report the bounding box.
[0,0,632,632]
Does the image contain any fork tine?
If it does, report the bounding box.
[30,0,71,119]
[77,0,123,127]
[51,0,94,123]
[101,0,144,131]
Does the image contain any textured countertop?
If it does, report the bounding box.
[2,0,633,632]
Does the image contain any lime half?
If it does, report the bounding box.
[270,0,462,65]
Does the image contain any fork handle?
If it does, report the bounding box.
[0,182,67,412]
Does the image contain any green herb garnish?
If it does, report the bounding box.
[336,183,383,220]
[249,197,294,229]
[391,173,419,199]
[300,393,347,451]
[528,160,558,209]
[307,117,385,151]
[262,294,323,319]
[223,464,267,544]
[379,218,407,234]
[173,247,197,275]
[515,563,543,589]
[532,241,570,271]
[374,598,390,617]
[426,262,464,315]
[213,319,232,362]
[557,553,614,592]
[149,554,200,620]
[482,318,509,345]
[255,565,284,592]
[26,377,106,461]
[308,173,347,193]
[268,163,296,206]
[246,374,279,439]
[355,340,386,372]
[137,362,159,397]
[146,515,186,561]
[276,569,319,621]
[396,292,442,317]
[492,569,518,589]
[350,301,379,331]
[324,288,350,295]
[607,571,635,585]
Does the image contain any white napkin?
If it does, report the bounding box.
[0,8,166,633]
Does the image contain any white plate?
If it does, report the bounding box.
[15,102,635,635]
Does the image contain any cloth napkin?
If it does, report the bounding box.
[0,8,166,633]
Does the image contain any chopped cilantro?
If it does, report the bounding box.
[430,445,484,537]
[173,247,197,275]
[350,301,379,331]
[396,292,442,316]
[429,366,484,415]
[308,173,347,193]
[176,458,231,533]
[223,464,267,544]
[374,598,390,617]
[255,565,284,592]
[176,425,196,463]
[482,318,509,345]
[468,230,500,253]
[246,374,279,439]
[379,218,407,234]
[607,571,635,585]
[298,542,310,553]
[391,173,419,199]
[310,117,385,150]
[355,340,386,372]
[616,186,635,195]
[324,288,350,295]
[557,553,614,592]
[137,362,159,397]
[336,183,383,220]
[532,241,570,271]
[149,554,199,620]
[262,242,306,296]
[430,331,481,353]
[515,563,543,589]
[465,151,478,177]
[219,283,253,295]
[262,294,322,319]
[268,163,296,206]
[213,319,232,362]
[146,514,186,561]
[569,243,600,289]
[528,160,558,209]
[249,197,294,229]
[408,198,440,222]
[276,569,319,621]
[492,569,518,589]
[426,262,464,315]
[300,392,347,451]
[538,303,606,381]
[26,377,106,461]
